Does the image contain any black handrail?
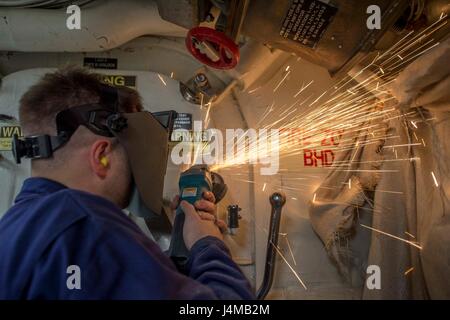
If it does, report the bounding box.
[256,192,286,300]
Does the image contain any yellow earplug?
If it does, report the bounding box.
[100,156,109,167]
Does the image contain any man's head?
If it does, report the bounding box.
[19,67,143,208]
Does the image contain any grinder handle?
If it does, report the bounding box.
[168,206,190,269]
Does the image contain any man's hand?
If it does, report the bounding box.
[171,191,227,249]
[180,200,223,249]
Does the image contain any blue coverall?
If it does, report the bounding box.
[0,177,254,299]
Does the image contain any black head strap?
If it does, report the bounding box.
[12,84,126,164]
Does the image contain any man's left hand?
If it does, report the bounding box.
[171,191,227,233]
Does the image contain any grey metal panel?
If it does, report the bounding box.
[241,0,409,75]
[156,0,200,29]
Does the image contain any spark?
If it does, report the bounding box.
[201,16,447,186]
[293,80,314,98]
[273,70,291,92]
[350,141,359,162]
[383,143,422,148]
[404,267,414,276]
[285,65,290,72]
[256,101,275,126]
[375,189,403,194]
[360,224,422,250]
[421,138,426,147]
[279,104,297,117]
[402,42,441,64]
[170,71,174,78]
[348,178,351,189]
[254,222,306,290]
[262,183,267,192]
[157,74,167,86]
[404,231,415,239]
[431,171,439,187]
[248,86,261,94]
[204,102,212,126]
[272,243,307,290]
[284,235,297,266]
[308,91,327,107]
[291,197,298,200]
[200,93,204,109]
[312,193,317,203]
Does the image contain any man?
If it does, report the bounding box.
[0,68,254,299]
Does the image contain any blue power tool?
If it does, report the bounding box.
[168,164,227,269]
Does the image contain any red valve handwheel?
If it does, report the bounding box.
[186,27,240,70]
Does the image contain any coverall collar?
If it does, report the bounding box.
[15,177,68,204]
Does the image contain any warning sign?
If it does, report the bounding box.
[170,113,204,143]
[280,0,338,48]
[173,113,192,131]
[0,126,23,151]
[170,113,210,143]
[84,57,118,70]
[279,127,343,167]
[101,75,137,89]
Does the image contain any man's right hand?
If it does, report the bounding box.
[180,200,223,250]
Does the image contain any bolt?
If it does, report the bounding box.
[194,73,208,88]
[270,192,286,207]
[205,13,214,22]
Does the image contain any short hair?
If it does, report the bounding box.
[19,67,142,136]
[18,67,143,169]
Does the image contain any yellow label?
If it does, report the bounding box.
[0,139,12,151]
[0,126,22,151]
[182,187,198,198]
[101,75,136,88]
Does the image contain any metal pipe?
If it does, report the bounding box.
[256,192,286,300]
[0,0,186,52]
